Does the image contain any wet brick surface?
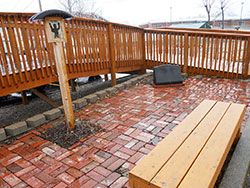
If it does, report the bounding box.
[0,77,249,187]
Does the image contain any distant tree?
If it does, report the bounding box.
[203,0,216,25]
[220,0,230,29]
[58,0,101,17]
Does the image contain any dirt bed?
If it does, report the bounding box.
[0,75,135,128]
[40,118,105,149]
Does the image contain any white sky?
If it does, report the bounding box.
[0,0,249,26]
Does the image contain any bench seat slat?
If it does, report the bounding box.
[151,102,230,188]
[178,103,245,188]
[129,100,216,187]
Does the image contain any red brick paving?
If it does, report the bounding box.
[0,77,249,187]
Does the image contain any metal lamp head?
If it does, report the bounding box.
[29,9,73,22]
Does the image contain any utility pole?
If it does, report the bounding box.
[38,0,42,11]
[240,2,244,20]
[170,6,172,23]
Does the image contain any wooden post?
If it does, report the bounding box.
[21,91,28,105]
[108,23,116,86]
[44,17,75,131]
[140,30,146,74]
[243,37,250,79]
[70,79,76,92]
[183,33,189,74]
[104,74,108,81]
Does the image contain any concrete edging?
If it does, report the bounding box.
[0,73,151,141]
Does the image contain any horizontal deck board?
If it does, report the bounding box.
[151,101,230,188]
[129,100,216,187]
[178,103,245,188]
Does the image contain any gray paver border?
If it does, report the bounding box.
[0,73,152,141]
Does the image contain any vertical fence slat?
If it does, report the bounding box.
[183,33,188,73]
[1,17,18,84]
[236,38,243,79]
[0,28,11,86]
[226,37,232,78]
[108,23,116,86]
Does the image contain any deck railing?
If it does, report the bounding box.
[0,13,249,97]
[144,28,250,79]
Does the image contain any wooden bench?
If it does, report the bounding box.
[129,100,246,188]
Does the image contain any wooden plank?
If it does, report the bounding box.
[75,20,84,72]
[14,16,29,82]
[21,90,28,104]
[243,38,250,79]
[231,38,238,79]
[129,100,216,188]
[97,23,105,71]
[205,36,210,74]
[31,88,59,108]
[209,36,214,74]
[82,21,91,72]
[102,24,109,70]
[32,22,45,78]
[193,35,198,73]
[72,20,81,72]
[0,29,11,86]
[177,34,180,66]
[108,24,116,86]
[197,35,201,74]
[65,21,75,73]
[7,16,25,83]
[236,38,243,79]
[79,20,88,72]
[169,33,172,64]
[179,103,245,188]
[217,37,224,77]
[183,33,188,73]
[189,35,194,68]
[201,35,206,74]
[0,16,18,84]
[39,27,50,77]
[151,101,230,188]
[226,37,232,78]
[180,34,183,67]
[212,37,219,75]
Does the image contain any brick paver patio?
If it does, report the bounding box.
[0,77,249,188]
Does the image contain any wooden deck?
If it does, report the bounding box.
[0,12,249,97]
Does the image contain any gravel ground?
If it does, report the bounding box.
[0,75,135,128]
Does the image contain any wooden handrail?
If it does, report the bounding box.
[159,27,250,35]
[144,28,250,38]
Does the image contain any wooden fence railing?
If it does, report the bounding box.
[0,12,249,97]
[144,28,250,79]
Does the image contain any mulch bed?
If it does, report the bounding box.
[39,118,105,149]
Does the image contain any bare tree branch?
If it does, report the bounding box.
[58,0,102,18]
[202,0,216,25]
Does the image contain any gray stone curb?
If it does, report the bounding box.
[0,74,150,141]
[114,83,125,91]
[73,98,88,109]
[95,90,108,99]
[84,94,98,103]
[26,114,46,128]
[43,108,61,121]
[105,87,118,95]
[0,128,7,141]
[59,104,76,114]
[5,121,28,136]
